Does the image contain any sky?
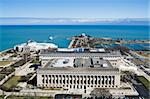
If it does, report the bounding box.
[0,0,149,19]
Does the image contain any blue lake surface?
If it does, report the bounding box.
[122,43,150,51]
[0,25,149,51]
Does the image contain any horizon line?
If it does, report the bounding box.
[0,17,149,19]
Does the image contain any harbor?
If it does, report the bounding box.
[68,33,150,51]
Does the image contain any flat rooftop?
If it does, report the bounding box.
[37,67,119,73]
[44,58,74,67]
[38,58,119,73]
[43,57,113,68]
[40,51,121,57]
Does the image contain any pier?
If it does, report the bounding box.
[68,33,92,48]
[68,34,150,49]
[68,39,75,48]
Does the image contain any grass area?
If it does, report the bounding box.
[0,74,6,81]
[136,51,150,57]
[137,76,150,91]
[1,66,15,75]
[19,73,34,82]
[0,53,7,57]
[1,76,21,91]
[10,53,18,57]
[11,59,26,67]
[43,88,62,90]
[31,59,40,64]
[131,58,144,65]
[0,61,13,67]
[0,95,5,99]
[121,71,133,75]
[7,95,53,99]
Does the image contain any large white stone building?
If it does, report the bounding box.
[37,51,121,95]
[36,50,139,97]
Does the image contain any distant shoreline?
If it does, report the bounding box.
[0,24,149,26]
[0,18,149,26]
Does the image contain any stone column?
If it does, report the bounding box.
[95,76,97,85]
[59,75,61,85]
[105,76,108,85]
[87,76,90,85]
[108,76,110,85]
[66,75,68,85]
[68,75,70,85]
[90,76,92,85]
[58,75,60,86]
[97,76,99,85]
[47,75,50,87]
[65,75,67,85]
[53,75,55,85]
[51,75,54,86]
[101,76,103,85]
[112,76,114,85]
[73,75,76,85]
[86,76,88,86]
[45,75,48,86]
[79,75,81,85]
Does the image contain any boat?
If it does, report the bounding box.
[49,36,53,40]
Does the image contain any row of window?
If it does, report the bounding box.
[41,75,115,85]
[42,56,120,60]
[38,84,118,89]
[42,75,114,79]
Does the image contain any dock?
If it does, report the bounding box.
[68,34,150,49]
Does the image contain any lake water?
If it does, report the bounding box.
[0,25,149,51]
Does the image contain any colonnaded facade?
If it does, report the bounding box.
[37,67,120,93]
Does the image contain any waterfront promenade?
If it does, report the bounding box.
[68,34,150,49]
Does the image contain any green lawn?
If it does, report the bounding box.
[10,53,18,57]
[43,87,62,90]
[0,67,15,75]
[1,76,21,91]
[138,76,150,90]
[12,59,26,67]
[31,59,40,64]
[0,61,13,67]
[0,95,5,99]
[0,74,6,81]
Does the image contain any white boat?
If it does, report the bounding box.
[49,36,53,40]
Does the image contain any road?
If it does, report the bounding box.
[128,51,150,82]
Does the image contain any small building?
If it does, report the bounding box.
[14,40,58,52]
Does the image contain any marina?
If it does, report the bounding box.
[68,34,150,51]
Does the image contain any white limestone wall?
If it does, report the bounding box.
[37,71,120,90]
[37,74,43,87]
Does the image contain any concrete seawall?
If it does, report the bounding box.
[68,39,75,48]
